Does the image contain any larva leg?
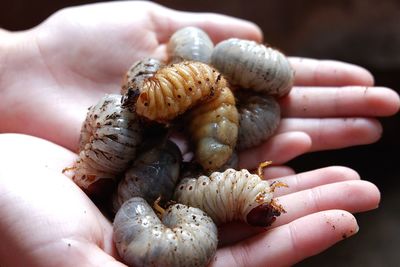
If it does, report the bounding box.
[269,181,289,192]
[257,160,273,177]
[153,196,166,217]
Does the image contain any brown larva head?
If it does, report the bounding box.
[121,83,141,112]
[246,199,285,227]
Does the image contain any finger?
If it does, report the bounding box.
[0,133,77,171]
[276,117,382,152]
[214,210,359,267]
[151,3,263,43]
[239,131,312,169]
[217,176,371,246]
[273,180,380,228]
[269,166,361,197]
[280,86,400,117]
[290,57,375,86]
[0,134,121,264]
[263,166,295,179]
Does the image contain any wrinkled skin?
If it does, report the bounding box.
[0,1,399,267]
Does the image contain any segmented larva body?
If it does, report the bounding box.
[174,168,283,227]
[130,61,226,123]
[121,58,164,101]
[71,94,143,189]
[187,86,239,171]
[211,38,294,96]
[167,26,214,64]
[112,140,182,212]
[217,150,239,171]
[236,91,281,150]
[114,197,218,267]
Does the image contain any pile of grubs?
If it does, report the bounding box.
[64,26,294,267]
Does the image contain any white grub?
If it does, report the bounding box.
[167,26,214,64]
[121,58,164,95]
[70,94,143,189]
[236,91,281,150]
[113,197,218,267]
[174,168,283,227]
[211,38,294,96]
[112,140,182,212]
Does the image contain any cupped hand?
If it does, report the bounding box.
[0,134,380,267]
[0,1,397,266]
[0,1,398,165]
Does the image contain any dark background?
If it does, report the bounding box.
[1,0,399,266]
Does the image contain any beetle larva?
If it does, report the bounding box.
[174,165,284,227]
[67,94,143,190]
[211,38,294,96]
[217,150,239,171]
[125,61,226,123]
[112,139,182,212]
[236,91,281,150]
[113,197,218,267]
[167,26,214,64]
[121,58,164,111]
[121,58,164,95]
[186,86,239,171]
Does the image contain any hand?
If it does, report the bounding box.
[0,1,398,159]
[0,134,380,267]
[0,1,397,266]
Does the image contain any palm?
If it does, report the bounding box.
[2,2,181,150]
[0,134,121,267]
[0,133,380,267]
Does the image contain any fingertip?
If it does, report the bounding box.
[356,180,381,210]
[345,62,375,86]
[374,87,400,115]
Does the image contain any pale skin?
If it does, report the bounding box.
[0,1,399,267]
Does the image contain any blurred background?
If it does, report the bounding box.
[1,0,399,266]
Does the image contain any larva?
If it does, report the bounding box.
[186,86,239,171]
[174,164,285,227]
[167,26,214,64]
[112,139,182,212]
[236,91,281,150]
[125,61,226,123]
[66,94,143,191]
[121,58,164,110]
[211,38,294,96]
[113,197,218,267]
[217,150,239,171]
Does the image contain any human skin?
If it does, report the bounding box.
[0,1,399,266]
